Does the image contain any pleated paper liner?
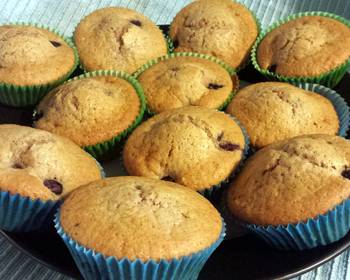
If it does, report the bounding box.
[167,4,261,73]
[0,158,104,233]
[251,12,350,88]
[0,22,79,108]
[65,70,146,161]
[246,198,350,250]
[55,211,226,280]
[133,52,239,116]
[0,191,58,232]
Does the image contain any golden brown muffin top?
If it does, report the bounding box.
[257,16,350,77]
[226,82,339,149]
[138,56,237,113]
[0,25,75,86]
[60,176,223,261]
[123,106,245,191]
[34,76,141,147]
[169,0,258,69]
[74,7,168,73]
[227,134,350,226]
[0,125,102,201]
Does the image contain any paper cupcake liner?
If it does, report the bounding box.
[133,52,239,115]
[55,211,226,280]
[246,198,350,250]
[295,83,350,137]
[63,70,146,161]
[0,22,79,108]
[0,158,104,233]
[251,12,350,88]
[168,4,261,72]
[0,190,59,232]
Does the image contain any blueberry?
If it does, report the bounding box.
[44,179,63,195]
[207,83,224,90]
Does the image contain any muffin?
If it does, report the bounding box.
[255,13,350,86]
[123,106,246,195]
[0,124,102,232]
[227,134,350,249]
[0,24,78,107]
[169,0,258,69]
[34,71,145,160]
[56,176,225,280]
[226,82,340,149]
[136,54,238,114]
[74,7,168,73]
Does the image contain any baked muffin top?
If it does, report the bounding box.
[138,56,237,113]
[169,0,258,69]
[226,82,339,149]
[74,7,168,73]
[227,134,350,226]
[34,76,141,147]
[257,16,350,77]
[123,106,245,191]
[0,25,75,86]
[60,176,223,261]
[0,125,102,201]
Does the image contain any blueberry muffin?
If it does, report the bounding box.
[227,134,350,226]
[257,15,350,77]
[60,176,223,261]
[226,82,339,149]
[137,55,238,113]
[0,25,76,86]
[123,106,245,192]
[74,7,168,73]
[0,125,102,201]
[34,75,142,148]
[169,0,258,69]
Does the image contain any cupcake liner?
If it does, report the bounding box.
[133,52,239,116]
[295,83,350,137]
[64,70,146,161]
[167,4,261,72]
[0,191,59,232]
[246,198,350,250]
[55,211,226,280]
[0,22,79,108]
[0,158,104,233]
[251,12,350,88]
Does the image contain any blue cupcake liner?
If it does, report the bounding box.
[54,211,226,280]
[0,191,59,232]
[0,160,104,233]
[295,83,350,137]
[199,115,250,200]
[246,198,350,250]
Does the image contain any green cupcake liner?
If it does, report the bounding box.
[63,70,146,161]
[133,52,239,115]
[167,3,261,72]
[0,22,79,108]
[251,11,350,88]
